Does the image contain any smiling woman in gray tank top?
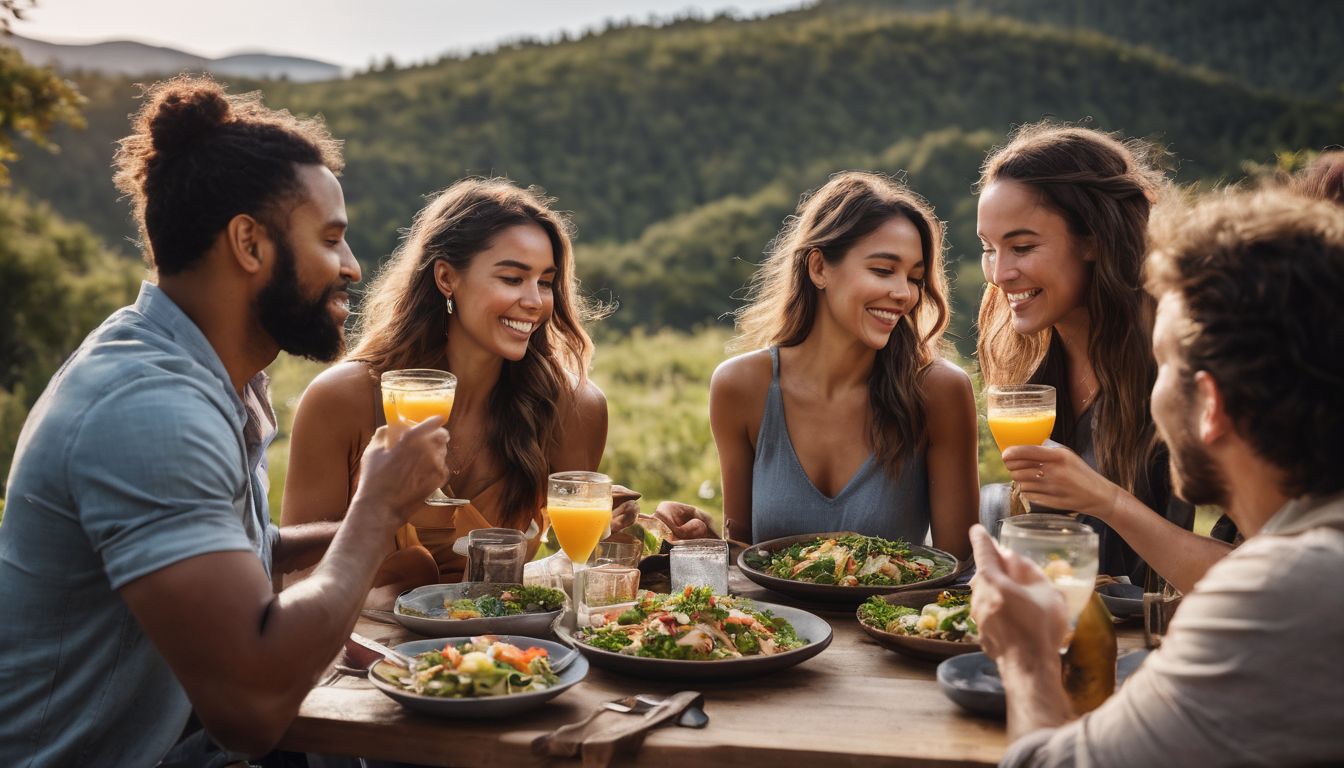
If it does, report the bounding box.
[705,172,978,559]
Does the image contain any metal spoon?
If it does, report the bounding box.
[550,648,581,674]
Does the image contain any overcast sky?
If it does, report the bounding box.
[17,0,806,68]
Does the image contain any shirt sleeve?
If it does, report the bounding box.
[1000,534,1344,767]
[69,377,256,590]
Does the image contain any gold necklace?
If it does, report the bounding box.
[1077,375,1100,409]
[445,427,490,477]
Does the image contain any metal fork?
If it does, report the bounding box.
[603,694,663,714]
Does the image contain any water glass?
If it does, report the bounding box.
[996,513,1099,650]
[593,539,642,568]
[1143,583,1182,649]
[523,553,572,594]
[465,528,527,584]
[579,563,641,627]
[669,538,729,594]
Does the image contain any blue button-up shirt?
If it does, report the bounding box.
[0,282,278,767]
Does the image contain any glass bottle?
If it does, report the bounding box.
[1061,592,1117,715]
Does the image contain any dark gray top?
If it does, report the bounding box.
[749,347,931,544]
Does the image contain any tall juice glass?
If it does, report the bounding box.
[997,513,1099,651]
[381,369,465,507]
[547,471,613,616]
[987,384,1056,514]
[987,384,1057,452]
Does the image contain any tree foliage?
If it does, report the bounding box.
[0,193,142,490]
[0,41,84,184]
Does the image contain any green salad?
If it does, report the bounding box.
[376,636,558,697]
[750,534,952,586]
[859,590,978,643]
[578,587,808,660]
[397,585,566,619]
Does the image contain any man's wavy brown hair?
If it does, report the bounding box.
[347,178,596,527]
[1145,188,1344,497]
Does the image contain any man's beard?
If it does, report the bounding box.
[256,234,348,362]
[1165,413,1228,507]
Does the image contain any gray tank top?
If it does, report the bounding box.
[750,347,931,544]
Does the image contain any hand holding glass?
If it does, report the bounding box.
[997,513,1099,651]
[987,384,1056,515]
[381,369,466,507]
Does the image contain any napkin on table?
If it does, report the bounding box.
[532,690,704,768]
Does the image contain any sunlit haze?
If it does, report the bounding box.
[16,0,806,69]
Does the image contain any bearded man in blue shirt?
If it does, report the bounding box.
[0,76,450,766]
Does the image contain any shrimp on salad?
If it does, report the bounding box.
[579,587,808,660]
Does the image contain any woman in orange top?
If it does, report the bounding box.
[281,178,618,604]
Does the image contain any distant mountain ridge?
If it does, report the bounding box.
[4,34,343,82]
[4,4,1340,340]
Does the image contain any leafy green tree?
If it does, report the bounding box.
[0,15,84,184]
[0,194,142,490]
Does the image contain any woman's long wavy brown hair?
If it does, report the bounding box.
[976,122,1166,494]
[347,178,596,527]
[734,171,950,478]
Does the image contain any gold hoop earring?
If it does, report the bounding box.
[446,296,455,315]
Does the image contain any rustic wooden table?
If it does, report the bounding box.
[280,570,1144,766]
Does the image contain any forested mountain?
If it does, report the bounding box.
[7,3,1342,341]
[825,0,1344,99]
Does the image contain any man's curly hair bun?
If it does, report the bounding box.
[112,74,342,275]
[147,83,232,153]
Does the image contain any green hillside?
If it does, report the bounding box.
[2,1,1340,505]
[827,0,1344,99]
[12,9,1341,281]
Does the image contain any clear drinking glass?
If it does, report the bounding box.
[669,539,730,595]
[1143,582,1183,649]
[579,563,641,627]
[546,471,613,619]
[997,513,1099,651]
[593,539,642,568]
[465,528,527,584]
[987,384,1057,515]
[380,369,467,507]
[986,384,1057,453]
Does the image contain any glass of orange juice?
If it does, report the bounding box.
[547,471,613,615]
[381,369,465,507]
[987,384,1056,515]
[986,384,1057,452]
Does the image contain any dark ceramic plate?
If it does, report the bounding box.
[856,587,981,662]
[737,531,962,605]
[555,600,832,681]
[1097,582,1145,619]
[393,582,564,638]
[367,635,587,717]
[937,649,1151,718]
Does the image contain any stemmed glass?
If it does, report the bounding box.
[997,513,1099,651]
[986,384,1057,453]
[546,471,613,616]
[987,384,1056,513]
[381,369,469,507]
